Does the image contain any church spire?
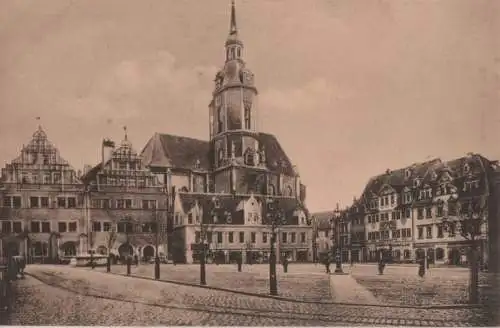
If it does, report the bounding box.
[225,0,243,52]
[229,0,237,36]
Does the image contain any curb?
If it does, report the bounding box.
[82,267,483,310]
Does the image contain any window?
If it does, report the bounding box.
[239,232,245,243]
[125,199,132,209]
[58,222,67,233]
[195,231,201,243]
[251,232,256,243]
[103,222,111,232]
[67,198,76,208]
[2,221,11,233]
[57,197,66,208]
[92,221,101,232]
[41,222,50,233]
[301,232,306,243]
[392,230,400,239]
[437,225,443,238]
[3,196,11,208]
[40,197,49,208]
[417,209,423,219]
[449,223,456,236]
[13,222,22,233]
[291,232,296,243]
[142,200,156,209]
[425,208,432,218]
[206,232,213,243]
[282,232,287,243]
[418,227,423,239]
[11,196,20,208]
[391,194,395,205]
[30,197,39,208]
[30,221,40,233]
[101,199,110,209]
[325,230,329,237]
[116,199,125,209]
[405,208,411,218]
[91,199,100,208]
[437,204,444,217]
[228,232,234,243]
[426,226,432,238]
[217,232,223,244]
[188,213,193,224]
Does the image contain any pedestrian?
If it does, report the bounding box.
[324,257,331,274]
[418,258,425,277]
[236,255,242,272]
[134,254,139,266]
[378,259,385,275]
[18,256,25,278]
[282,256,289,273]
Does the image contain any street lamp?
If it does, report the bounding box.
[266,198,286,296]
[154,206,160,280]
[331,203,344,274]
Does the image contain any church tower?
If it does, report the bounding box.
[209,0,265,194]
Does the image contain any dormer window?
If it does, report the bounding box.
[463,163,471,174]
[405,169,412,178]
[413,179,421,188]
[430,171,437,180]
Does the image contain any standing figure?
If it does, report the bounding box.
[418,258,426,277]
[282,256,289,273]
[236,255,242,272]
[324,257,331,274]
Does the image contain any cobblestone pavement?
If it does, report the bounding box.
[90,263,330,302]
[6,264,494,326]
[349,264,492,306]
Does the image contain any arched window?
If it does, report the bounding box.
[244,104,251,129]
[268,184,276,195]
[218,148,224,166]
[244,148,255,166]
[286,186,293,197]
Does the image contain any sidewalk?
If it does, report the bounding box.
[329,273,380,305]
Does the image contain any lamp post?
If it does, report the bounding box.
[154,206,160,280]
[266,198,285,296]
[331,203,344,274]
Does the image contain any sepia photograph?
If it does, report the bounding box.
[0,0,498,326]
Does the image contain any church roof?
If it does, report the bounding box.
[141,132,296,176]
[141,133,211,171]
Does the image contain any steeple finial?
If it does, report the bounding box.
[123,125,128,141]
[229,0,237,36]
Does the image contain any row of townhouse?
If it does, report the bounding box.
[313,154,500,267]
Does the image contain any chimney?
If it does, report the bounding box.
[101,139,115,169]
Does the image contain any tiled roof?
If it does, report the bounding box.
[360,154,496,201]
[140,132,296,176]
[178,192,305,225]
[311,211,332,230]
[256,133,295,176]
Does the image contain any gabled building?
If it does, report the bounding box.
[80,132,168,260]
[356,153,496,265]
[139,1,312,264]
[0,125,85,262]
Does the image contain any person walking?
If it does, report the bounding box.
[324,257,331,274]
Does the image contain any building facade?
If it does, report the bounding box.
[0,126,85,262]
[81,134,169,261]
[0,1,312,264]
[347,154,495,265]
[140,1,312,264]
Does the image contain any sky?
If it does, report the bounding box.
[0,0,498,213]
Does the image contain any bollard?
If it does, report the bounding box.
[126,256,131,276]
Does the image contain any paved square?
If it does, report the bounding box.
[350,264,491,306]
[91,263,331,302]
